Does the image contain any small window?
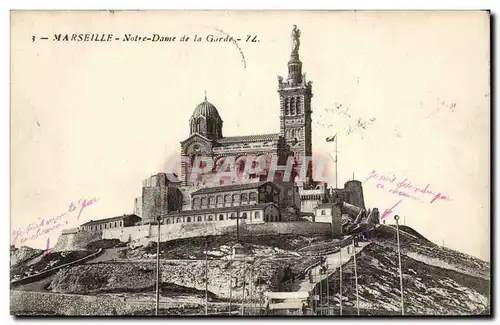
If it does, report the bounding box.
[209,197,215,205]
[255,212,260,219]
[176,218,181,223]
[242,212,248,219]
[225,195,231,202]
[241,193,248,201]
[216,196,223,204]
[187,217,191,223]
[230,213,235,219]
[201,197,207,206]
[321,210,326,216]
[232,194,239,202]
[197,216,202,222]
[167,219,171,224]
[219,214,224,221]
[193,198,200,206]
[249,192,257,201]
[208,215,213,221]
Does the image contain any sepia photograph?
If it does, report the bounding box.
[9,10,491,316]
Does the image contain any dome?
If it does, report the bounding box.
[192,100,221,120]
[189,98,223,140]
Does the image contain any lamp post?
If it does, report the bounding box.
[229,250,233,314]
[352,236,360,316]
[394,215,405,315]
[205,235,209,316]
[155,215,161,316]
[339,246,343,316]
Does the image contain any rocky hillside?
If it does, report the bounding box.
[10,246,43,267]
[11,225,490,316]
[313,227,490,315]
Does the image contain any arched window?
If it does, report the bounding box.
[197,216,202,222]
[285,100,290,115]
[321,210,326,216]
[255,212,260,219]
[187,217,191,223]
[241,193,248,202]
[209,197,215,205]
[296,97,302,114]
[242,213,248,219]
[249,192,257,201]
[208,215,213,221]
[219,214,224,221]
[201,197,207,206]
[232,194,239,202]
[193,198,200,206]
[216,195,223,205]
[230,213,235,219]
[225,194,231,203]
[290,98,296,115]
[167,219,171,224]
[176,218,181,223]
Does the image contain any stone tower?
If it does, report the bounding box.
[278,25,313,186]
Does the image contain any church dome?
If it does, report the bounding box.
[192,100,221,120]
[189,97,223,140]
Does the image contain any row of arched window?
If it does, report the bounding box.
[285,128,303,139]
[192,192,258,208]
[284,97,302,116]
[84,220,123,231]
[164,211,260,224]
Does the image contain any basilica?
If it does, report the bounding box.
[134,26,365,226]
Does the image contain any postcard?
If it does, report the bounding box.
[10,10,490,316]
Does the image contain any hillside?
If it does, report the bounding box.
[10,225,490,316]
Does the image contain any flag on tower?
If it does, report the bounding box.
[326,134,337,142]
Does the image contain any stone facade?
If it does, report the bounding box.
[141,173,183,224]
[329,180,366,210]
[79,214,141,232]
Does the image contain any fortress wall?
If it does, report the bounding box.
[102,225,151,242]
[241,222,332,236]
[55,220,333,251]
[53,231,102,252]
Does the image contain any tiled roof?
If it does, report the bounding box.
[191,181,276,195]
[216,133,280,145]
[315,203,339,209]
[167,203,277,216]
[80,214,141,227]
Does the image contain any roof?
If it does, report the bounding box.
[265,292,309,299]
[315,203,340,209]
[216,133,280,145]
[191,100,221,120]
[191,181,278,195]
[166,202,278,216]
[80,214,141,227]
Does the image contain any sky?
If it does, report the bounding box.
[10,11,490,261]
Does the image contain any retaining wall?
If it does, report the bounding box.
[10,290,147,316]
[55,221,334,251]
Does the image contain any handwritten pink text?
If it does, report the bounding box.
[12,197,99,246]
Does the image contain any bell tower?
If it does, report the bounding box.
[278,25,313,186]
